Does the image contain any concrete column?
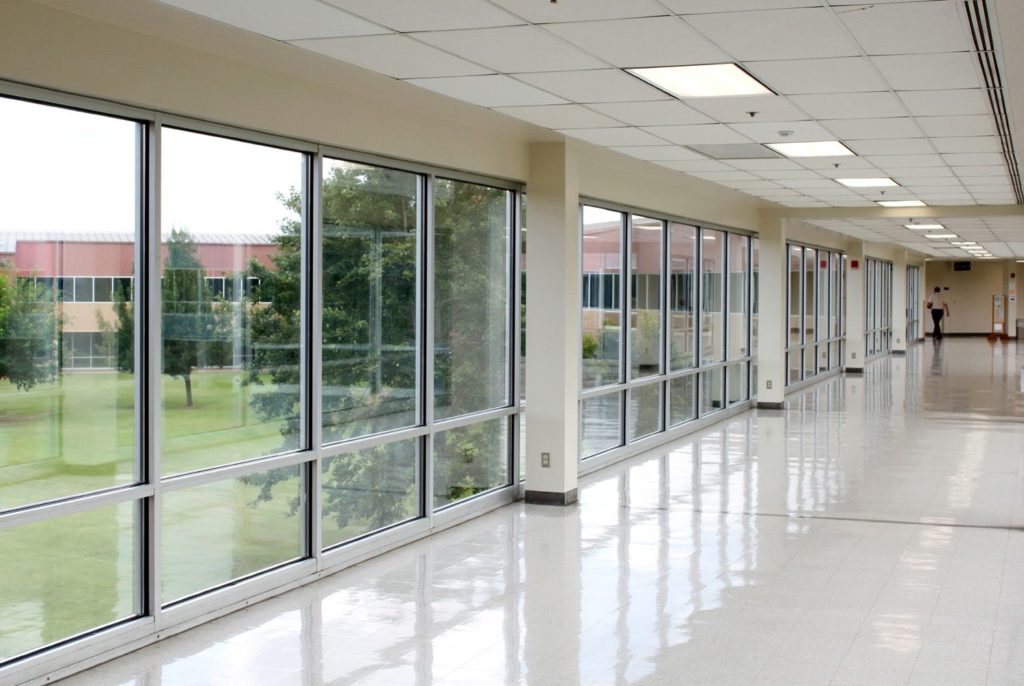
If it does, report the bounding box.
[524,142,580,505]
[845,241,866,372]
[755,216,786,407]
[892,250,908,353]
[1005,261,1019,339]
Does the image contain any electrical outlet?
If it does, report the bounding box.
[541,452,550,468]
[766,380,772,389]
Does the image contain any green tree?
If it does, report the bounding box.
[0,270,60,391]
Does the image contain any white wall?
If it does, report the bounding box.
[924,260,1014,335]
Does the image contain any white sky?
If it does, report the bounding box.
[0,98,300,236]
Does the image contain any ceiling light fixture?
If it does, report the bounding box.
[765,141,855,158]
[905,223,944,230]
[835,177,898,188]
[924,233,958,239]
[877,200,926,208]
[626,64,773,99]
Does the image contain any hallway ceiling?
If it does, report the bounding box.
[805,215,1024,257]
[152,0,1024,257]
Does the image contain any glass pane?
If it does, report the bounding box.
[817,252,828,342]
[700,229,725,364]
[699,367,724,416]
[788,245,802,348]
[433,179,510,420]
[804,247,816,344]
[727,234,749,360]
[669,223,697,370]
[162,465,303,603]
[727,362,747,405]
[0,98,138,509]
[629,383,662,441]
[161,128,304,476]
[804,343,816,378]
[581,206,623,388]
[830,253,840,339]
[752,238,759,367]
[788,350,802,384]
[520,196,527,403]
[322,440,419,549]
[321,159,419,443]
[581,392,622,458]
[0,502,136,661]
[630,216,662,379]
[669,374,696,427]
[433,417,508,509]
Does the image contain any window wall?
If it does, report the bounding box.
[580,204,756,460]
[866,258,893,357]
[786,244,846,386]
[907,265,921,342]
[0,91,520,669]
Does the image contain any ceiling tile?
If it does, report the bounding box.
[845,138,933,156]
[789,92,905,120]
[899,177,965,186]
[953,165,1012,177]
[746,57,887,94]
[560,127,666,146]
[917,115,996,138]
[969,194,1017,204]
[514,70,669,103]
[291,35,488,78]
[864,154,945,168]
[720,180,783,190]
[405,75,566,106]
[725,159,803,171]
[544,17,730,67]
[837,1,971,56]
[642,124,752,144]
[655,160,735,172]
[609,145,707,160]
[930,137,1003,153]
[824,117,920,140]
[798,156,878,170]
[898,89,990,117]
[688,170,762,181]
[669,0,821,11]
[487,0,669,23]
[886,166,955,178]
[872,53,980,91]
[684,95,805,123]
[413,26,604,73]
[161,0,388,40]
[729,120,834,143]
[493,104,620,128]
[757,169,823,180]
[589,101,712,126]
[324,0,522,31]
[783,178,844,189]
[941,153,1006,167]
[686,9,859,60]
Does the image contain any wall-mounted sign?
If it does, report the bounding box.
[850,259,859,270]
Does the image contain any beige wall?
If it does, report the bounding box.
[924,260,1014,335]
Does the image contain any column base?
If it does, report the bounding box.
[845,367,864,374]
[756,401,785,410]
[524,489,578,506]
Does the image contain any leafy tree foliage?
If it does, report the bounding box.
[0,269,60,391]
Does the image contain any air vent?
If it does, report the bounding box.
[965,0,1024,204]
[685,143,783,160]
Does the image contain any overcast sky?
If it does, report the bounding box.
[0,97,300,235]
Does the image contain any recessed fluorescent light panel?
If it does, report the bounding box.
[877,200,926,207]
[765,141,855,158]
[906,223,944,230]
[836,177,898,188]
[924,233,958,239]
[627,63,773,99]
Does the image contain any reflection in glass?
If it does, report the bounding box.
[727,234,749,361]
[0,98,138,509]
[788,245,802,349]
[700,367,724,416]
[161,466,302,603]
[751,238,760,393]
[582,207,623,388]
[804,247,816,346]
[161,128,304,476]
[322,440,418,549]
[669,374,696,427]
[630,216,662,379]
[788,351,801,384]
[669,223,696,370]
[433,179,510,419]
[321,159,419,442]
[727,363,747,405]
[700,230,725,364]
[0,502,136,660]
[433,417,508,509]
[629,383,662,441]
[581,392,623,458]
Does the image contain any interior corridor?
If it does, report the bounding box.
[61,339,1024,686]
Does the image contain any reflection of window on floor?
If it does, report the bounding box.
[62,332,116,369]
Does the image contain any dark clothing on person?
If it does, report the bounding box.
[931,308,944,339]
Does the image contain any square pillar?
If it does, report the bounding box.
[892,250,908,353]
[524,142,580,505]
[845,241,866,372]
[755,217,786,407]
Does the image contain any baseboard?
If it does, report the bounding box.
[524,489,578,506]
[845,367,864,374]
[892,350,907,355]
[756,401,785,410]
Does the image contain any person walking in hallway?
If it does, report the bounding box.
[927,286,950,339]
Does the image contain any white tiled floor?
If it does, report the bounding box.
[60,340,1024,685]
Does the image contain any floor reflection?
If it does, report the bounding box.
[61,340,1024,686]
